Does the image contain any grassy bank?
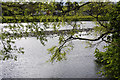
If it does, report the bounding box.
[1,16,108,23]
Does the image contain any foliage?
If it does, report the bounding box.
[94,2,120,79]
[2,2,107,23]
[0,1,120,79]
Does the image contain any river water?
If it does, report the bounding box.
[0,21,105,79]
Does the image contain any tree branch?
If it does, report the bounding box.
[62,2,91,15]
[96,16,108,28]
[86,11,108,28]
[102,38,111,43]
[55,29,120,57]
[71,30,120,41]
[58,35,73,51]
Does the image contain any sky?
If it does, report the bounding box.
[1,0,119,2]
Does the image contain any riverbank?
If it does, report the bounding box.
[1,16,108,23]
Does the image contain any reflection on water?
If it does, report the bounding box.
[1,37,105,78]
[0,21,104,78]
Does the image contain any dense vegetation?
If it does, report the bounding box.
[94,2,120,79]
[2,2,90,16]
[2,2,109,22]
[0,1,120,79]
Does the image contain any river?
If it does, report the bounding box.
[0,21,105,79]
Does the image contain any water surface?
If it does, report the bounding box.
[0,21,104,78]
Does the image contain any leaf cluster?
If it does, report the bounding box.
[94,2,120,79]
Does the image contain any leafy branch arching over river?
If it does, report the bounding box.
[0,1,120,79]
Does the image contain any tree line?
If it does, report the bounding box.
[2,2,113,16]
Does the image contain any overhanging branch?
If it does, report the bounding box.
[71,30,120,41]
[62,2,91,15]
[58,29,120,52]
